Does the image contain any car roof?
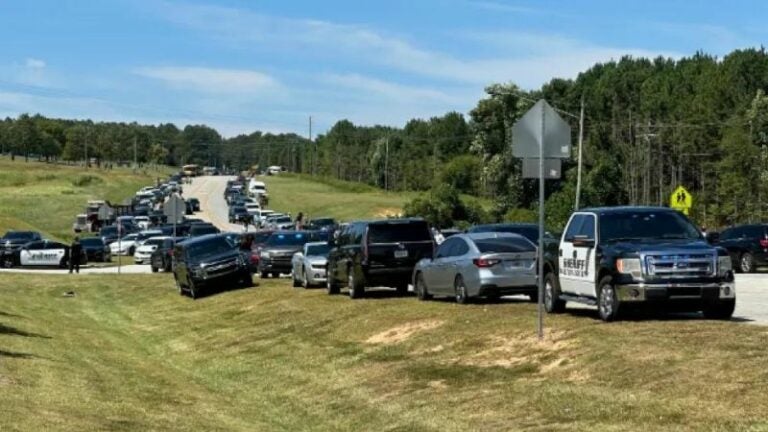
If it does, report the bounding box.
[177,233,226,246]
[305,241,328,247]
[464,232,529,241]
[578,206,679,215]
[350,218,425,225]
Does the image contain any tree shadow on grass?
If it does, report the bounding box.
[0,349,37,359]
[0,323,51,338]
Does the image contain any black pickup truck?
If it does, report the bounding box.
[545,207,735,322]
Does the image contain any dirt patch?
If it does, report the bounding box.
[366,320,445,345]
[451,330,586,381]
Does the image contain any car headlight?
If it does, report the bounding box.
[616,258,643,279]
[718,256,732,276]
[192,266,205,277]
[260,251,271,259]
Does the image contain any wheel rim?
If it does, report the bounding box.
[741,255,752,272]
[544,278,553,307]
[455,279,466,303]
[599,286,614,317]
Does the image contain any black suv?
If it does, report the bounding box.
[188,198,201,212]
[188,223,220,237]
[172,234,252,299]
[1,231,42,252]
[716,224,768,273]
[257,231,314,278]
[326,218,434,298]
[80,237,111,262]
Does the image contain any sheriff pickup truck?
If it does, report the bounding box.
[544,207,735,322]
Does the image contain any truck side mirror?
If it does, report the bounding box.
[572,236,595,248]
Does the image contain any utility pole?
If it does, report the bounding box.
[309,115,314,175]
[384,138,389,191]
[85,127,89,168]
[133,135,137,173]
[575,97,585,210]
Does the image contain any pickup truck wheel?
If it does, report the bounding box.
[454,275,469,304]
[188,278,201,300]
[597,276,621,322]
[348,268,365,299]
[703,299,736,320]
[260,271,269,279]
[415,273,432,301]
[740,253,755,273]
[326,276,340,295]
[544,272,565,313]
[175,275,185,296]
[292,272,302,288]
[3,257,14,268]
[128,246,135,256]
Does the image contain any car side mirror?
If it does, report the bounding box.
[572,237,595,248]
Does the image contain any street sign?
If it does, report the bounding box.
[510,99,571,341]
[670,185,693,215]
[164,195,186,224]
[97,205,111,221]
[512,99,572,159]
[522,158,562,179]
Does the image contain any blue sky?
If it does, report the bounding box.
[0,0,765,136]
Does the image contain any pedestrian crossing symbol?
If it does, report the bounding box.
[670,185,693,215]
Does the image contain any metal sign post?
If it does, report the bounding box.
[513,99,571,340]
[117,221,122,275]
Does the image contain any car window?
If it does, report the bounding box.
[563,215,585,242]
[577,215,596,239]
[367,222,431,243]
[46,242,66,249]
[25,241,46,250]
[435,238,456,258]
[306,244,330,255]
[453,238,470,256]
[474,237,536,253]
[80,238,103,247]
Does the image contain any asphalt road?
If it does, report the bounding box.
[185,175,255,233]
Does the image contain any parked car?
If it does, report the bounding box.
[306,217,337,232]
[134,216,152,230]
[150,237,185,273]
[257,231,314,278]
[134,236,169,264]
[80,237,111,262]
[229,205,248,223]
[172,234,252,299]
[2,240,76,268]
[1,231,42,252]
[188,197,201,212]
[109,230,163,255]
[546,207,735,322]
[715,224,768,273]
[266,215,294,231]
[291,241,331,288]
[413,233,537,303]
[188,223,220,237]
[326,218,435,298]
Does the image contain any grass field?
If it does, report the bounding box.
[2,273,768,431]
[259,174,417,221]
[0,157,171,242]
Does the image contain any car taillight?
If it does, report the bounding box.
[473,258,500,268]
[760,239,768,248]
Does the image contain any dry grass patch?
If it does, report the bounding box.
[365,319,445,344]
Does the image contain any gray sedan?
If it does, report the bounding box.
[412,232,538,304]
[291,241,331,288]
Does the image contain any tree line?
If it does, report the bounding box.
[4,48,768,230]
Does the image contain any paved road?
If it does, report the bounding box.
[185,175,256,233]
[0,264,151,275]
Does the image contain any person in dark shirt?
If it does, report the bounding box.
[69,237,82,274]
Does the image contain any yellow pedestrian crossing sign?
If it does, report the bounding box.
[670,186,693,215]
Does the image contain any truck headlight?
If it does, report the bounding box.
[718,256,732,276]
[192,266,205,277]
[616,258,642,279]
[260,251,271,259]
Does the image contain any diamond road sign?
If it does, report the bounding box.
[512,99,572,159]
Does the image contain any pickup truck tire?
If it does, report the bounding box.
[544,272,565,313]
[292,273,301,288]
[327,276,340,295]
[260,271,269,279]
[597,276,621,322]
[175,275,185,296]
[348,268,365,299]
[3,257,14,268]
[703,299,736,320]
[739,253,755,273]
[415,273,432,301]
[454,275,469,304]
[188,277,201,300]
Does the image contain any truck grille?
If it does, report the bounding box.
[645,253,715,278]
[205,258,238,276]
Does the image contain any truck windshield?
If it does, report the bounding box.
[600,211,702,242]
[368,222,432,243]
[186,237,233,257]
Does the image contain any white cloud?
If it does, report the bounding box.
[133,66,281,95]
[151,1,680,89]
[320,73,460,104]
[24,58,46,69]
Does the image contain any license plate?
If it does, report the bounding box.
[394,250,408,258]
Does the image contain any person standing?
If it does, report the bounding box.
[295,212,304,230]
[69,237,82,274]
